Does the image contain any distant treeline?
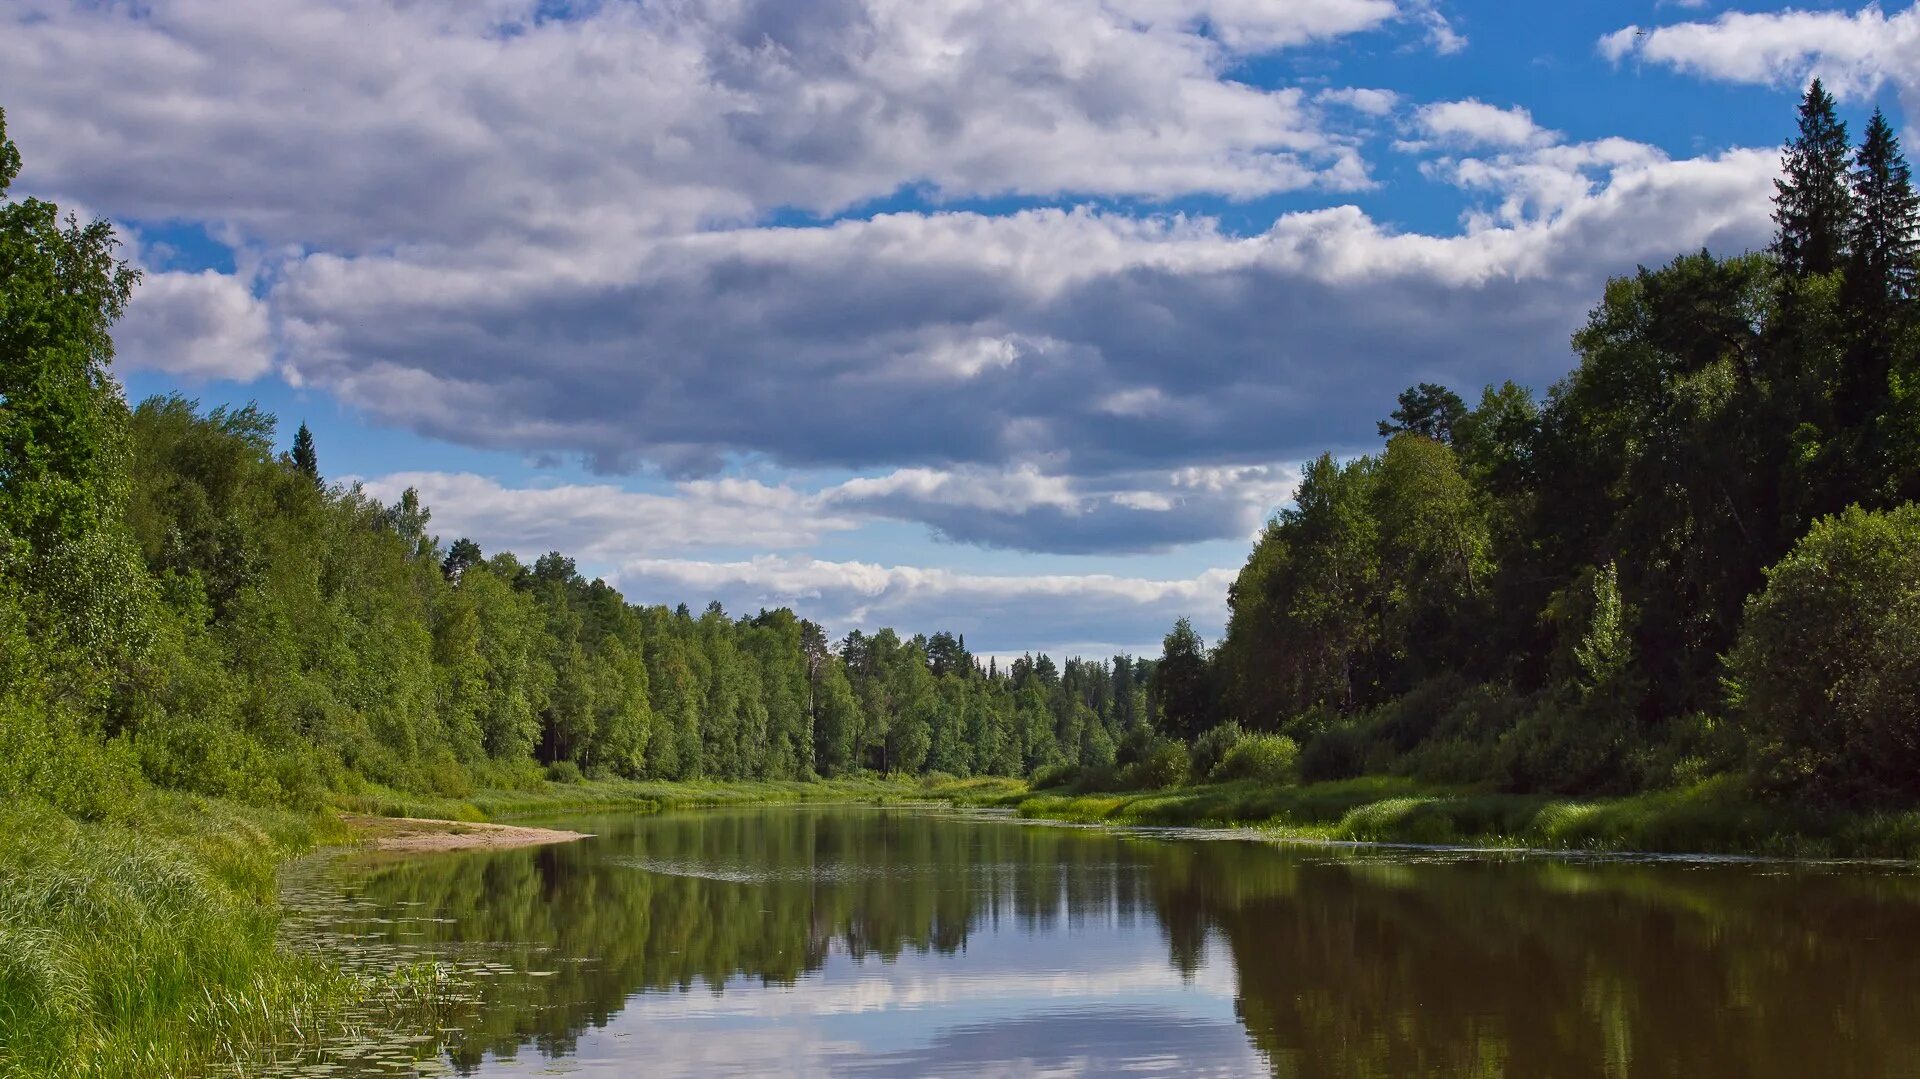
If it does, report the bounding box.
[1148,83,1920,803]
[0,107,1158,814]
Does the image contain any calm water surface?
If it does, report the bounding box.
[272,805,1920,1078]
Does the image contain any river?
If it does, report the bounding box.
[267,803,1920,1077]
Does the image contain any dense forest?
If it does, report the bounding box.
[1152,82,1920,803]
[0,97,1159,816]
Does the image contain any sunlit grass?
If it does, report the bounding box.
[0,793,459,1077]
[1008,775,1920,859]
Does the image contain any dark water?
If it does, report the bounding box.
[273,805,1920,1078]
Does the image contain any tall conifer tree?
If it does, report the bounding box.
[291,421,320,485]
[1847,109,1920,314]
[1772,80,1854,278]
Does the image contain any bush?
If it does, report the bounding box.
[1298,722,1368,782]
[1119,741,1189,790]
[1213,734,1298,783]
[1071,762,1120,792]
[1728,504,1920,801]
[1030,762,1080,790]
[1188,722,1245,781]
[544,759,584,784]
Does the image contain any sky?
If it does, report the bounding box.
[3,0,1916,661]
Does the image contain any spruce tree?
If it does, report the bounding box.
[1772,80,1854,278]
[1847,109,1920,314]
[1836,109,1920,468]
[291,421,320,486]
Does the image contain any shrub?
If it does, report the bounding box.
[1120,741,1189,790]
[1188,722,1245,781]
[1030,762,1080,790]
[1213,734,1298,783]
[1071,763,1120,792]
[544,759,584,784]
[1298,722,1368,782]
[1728,504,1920,801]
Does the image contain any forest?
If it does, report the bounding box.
[1137,82,1920,805]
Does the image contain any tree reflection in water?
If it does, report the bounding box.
[281,806,1920,1078]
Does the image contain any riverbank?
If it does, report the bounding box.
[340,814,590,854]
[0,774,1020,1076]
[0,793,452,1078]
[991,775,1920,860]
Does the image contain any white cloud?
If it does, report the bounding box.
[358,471,857,559]
[1601,5,1920,111]
[1410,0,1469,55]
[611,555,1237,655]
[361,460,1300,559]
[1410,99,1556,149]
[270,149,1777,485]
[1435,137,1672,229]
[114,269,273,381]
[0,0,1440,255]
[1317,87,1402,116]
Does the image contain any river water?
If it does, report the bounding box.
[269,804,1920,1077]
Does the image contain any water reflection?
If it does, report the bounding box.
[276,806,1920,1078]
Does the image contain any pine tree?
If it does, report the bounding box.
[1772,80,1854,278]
[291,421,320,486]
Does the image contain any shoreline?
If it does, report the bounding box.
[339,813,591,853]
[986,776,1920,862]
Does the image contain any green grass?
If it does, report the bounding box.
[1009,775,1920,859]
[0,792,458,1078]
[330,773,1033,824]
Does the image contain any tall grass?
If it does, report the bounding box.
[0,793,447,1077]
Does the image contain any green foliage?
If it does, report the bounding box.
[1213,734,1298,783]
[1189,90,1920,805]
[1728,505,1920,801]
[1150,617,1212,741]
[1030,761,1080,791]
[1119,740,1190,791]
[1188,721,1245,781]
[0,793,448,1077]
[1378,382,1468,443]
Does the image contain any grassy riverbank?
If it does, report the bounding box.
[0,774,1020,1076]
[0,794,450,1078]
[997,776,1920,859]
[331,773,1026,823]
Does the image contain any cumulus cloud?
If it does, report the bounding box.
[1408,99,1556,149]
[1317,87,1403,116]
[1601,5,1920,111]
[274,150,1777,484]
[114,269,273,381]
[612,555,1237,656]
[0,0,1443,253]
[356,471,860,560]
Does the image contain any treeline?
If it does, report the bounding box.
[1149,83,1920,802]
[0,107,1160,815]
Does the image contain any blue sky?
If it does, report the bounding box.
[5,0,1916,658]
